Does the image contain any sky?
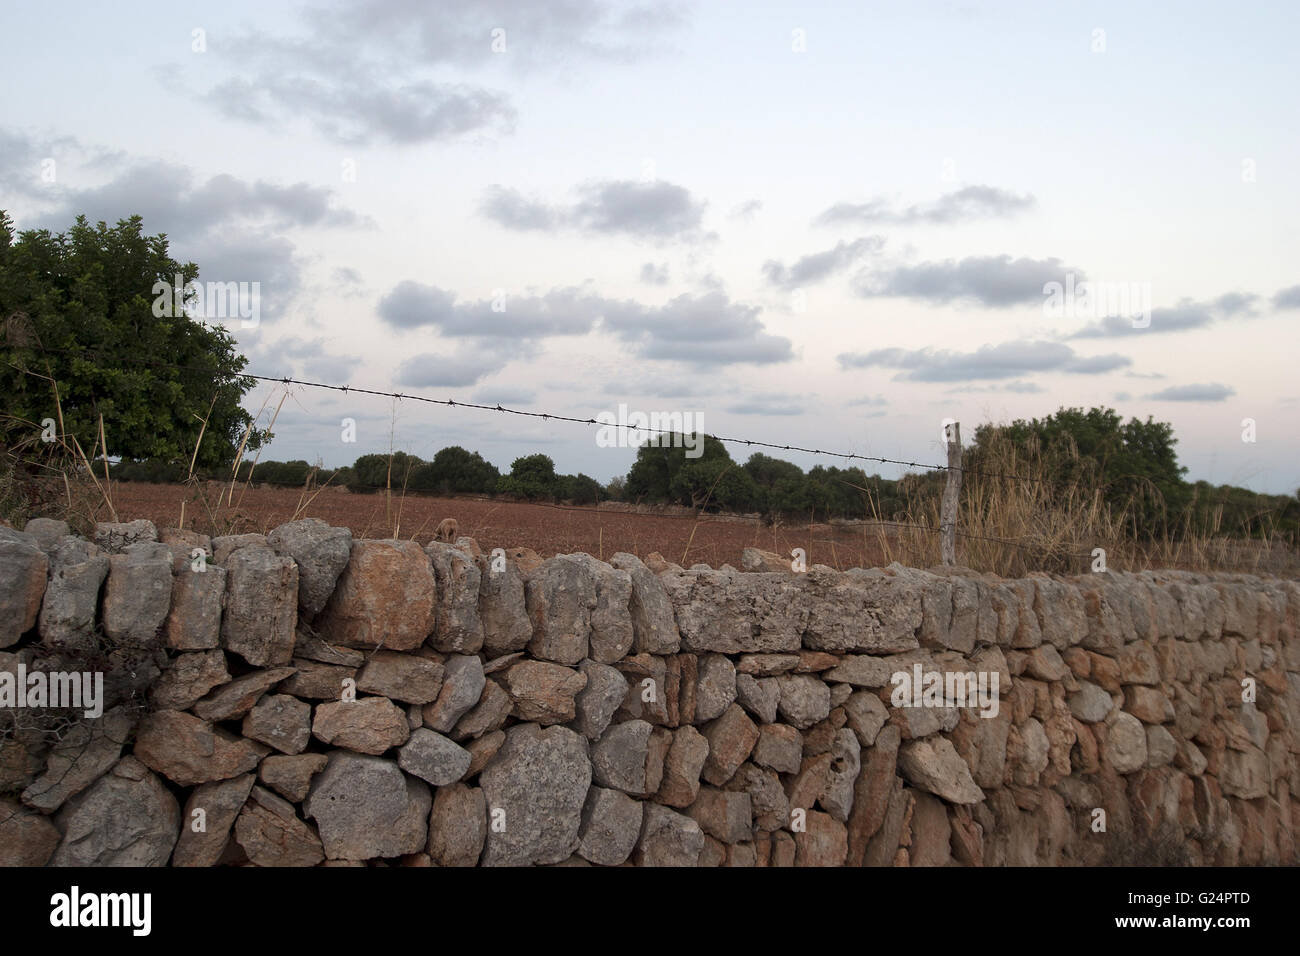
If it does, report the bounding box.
[1,0,1297,492]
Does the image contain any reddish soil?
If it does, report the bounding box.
[103,482,895,570]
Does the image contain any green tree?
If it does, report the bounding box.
[626,434,730,503]
[556,472,604,505]
[349,451,424,490]
[0,211,262,468]
[969,406,1190,535]
[410,445,500,494]
[497,453,559,499]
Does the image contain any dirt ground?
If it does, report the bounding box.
[103,482,896,571]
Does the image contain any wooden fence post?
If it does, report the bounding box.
[940,421,962,566]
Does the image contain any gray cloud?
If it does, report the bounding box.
[377,282,789,369]
[30,160,366,241]
[1144,383,1236,402]
[1067,294,1258,339]
[206,75,515,147]
[725,396,806,416]
[200,2,686,145]
[481,179,707,240]
[837,340,1130,382]
[1273,285,1300,309]
[601,291,794,367]
[640,262,670,285]
[762,236,885,289]
[377,282,604,337]
[944,381,1047,394]
[816,185,1035,227]
[854,255,1077,307]
[471,387,537,406]
[730,199,763,219]
[395,341,536,388]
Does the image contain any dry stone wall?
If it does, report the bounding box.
[2,517,1298,867]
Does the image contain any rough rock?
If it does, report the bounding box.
[636,803,704,866]
[0,796,61,865]
[234,785,325,867]
[134,710,269,786]
[571,660,628,740]
[305,751,431,860]
[610,552,681,654]
[221,545,298,666]
[94,519,158,553]
[423,654,485,732]
[701,704,760,785]
[525,555,597,664]
[398,727,471,785]
[165,563,226,650]
[21,706,134,811]
[355,650,444,704]
[312,697,410,754]
[428,782,486,866]
[172,773,256,867]
[656,725,710,807]
[243,693,313,754]
[776,674,831,729]
[425,542,485,653]
[578,785,644,865]
[193,666,297,721]
[51,756,179,866]
[259,753,328,803]
[479,723,592,866]
[898,736,984,804]
[503,659,588,724]
[266,518,352,620]
[0,532,46,646]
[316,539,436,651]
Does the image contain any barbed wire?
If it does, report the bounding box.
[28,345,1053,485]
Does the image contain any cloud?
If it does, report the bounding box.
[944,381,1047,394]
[377,282,790,370]
[815,185,1035,227]
[6,145,367,324]
[847,395,888,407]
[837,340,1130,382]
[640,262,670,285]
[471,387,537,406]
[600,291,794,367]
[395,341,536,388]
[205,75,515,147]
[854,255,1077,307]
[479,185,561,231]
[762,236,885,289]
[1144,383,1236,402]
[195,2,686,145]
[377,282,605,337]
[725,396,806,416]
[730,199,763,219]
[481,179,708,241]
[1273,285,1300,309]
[1067,294,1258,339]
[29,159,366,241]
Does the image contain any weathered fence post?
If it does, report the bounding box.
[940,421,962,566]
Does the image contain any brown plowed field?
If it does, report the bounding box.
[103,482,895,570]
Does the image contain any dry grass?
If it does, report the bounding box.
[850,430,1298,577]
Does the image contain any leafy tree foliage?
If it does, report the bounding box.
[0,211,262,469]
[497,453,559,499]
